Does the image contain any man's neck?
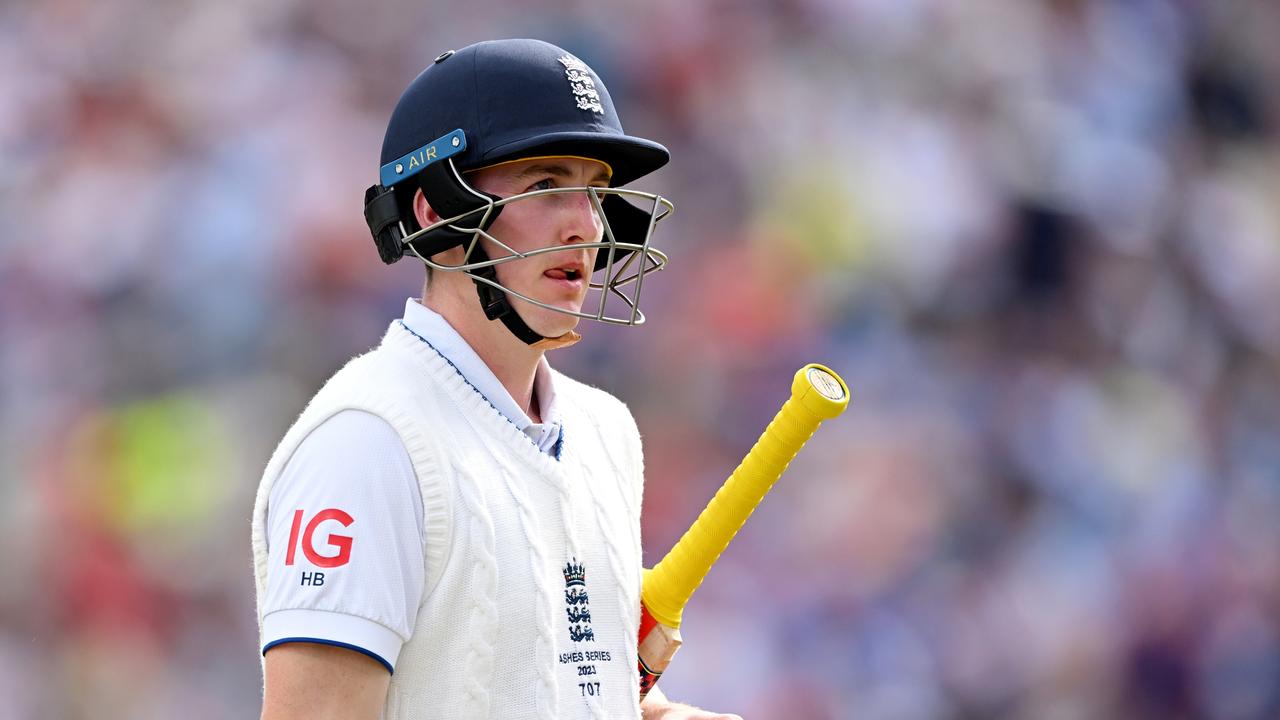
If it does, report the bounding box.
[421,292,543,422]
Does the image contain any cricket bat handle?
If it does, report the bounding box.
[637,364,849,699]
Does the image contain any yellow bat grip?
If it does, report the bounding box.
[641,364,849,629]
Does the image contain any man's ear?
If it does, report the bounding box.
[413,188,442,229]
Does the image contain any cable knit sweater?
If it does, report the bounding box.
[252,320,647,719]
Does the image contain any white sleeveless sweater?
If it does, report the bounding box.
[252,321,646,719]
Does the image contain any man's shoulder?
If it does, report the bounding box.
[287,325,454,439]
[324,323,412,378]
[262,330,456,487]
[549,368,619,402]
[313,323,445,399]
[550,369,637,426]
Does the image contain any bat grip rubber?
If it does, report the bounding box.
[641,394,825,629]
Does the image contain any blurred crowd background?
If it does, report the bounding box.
[3,0,1279,717]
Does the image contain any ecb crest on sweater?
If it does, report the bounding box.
[564,559,595,643]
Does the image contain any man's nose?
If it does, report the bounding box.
[559,189,604,245]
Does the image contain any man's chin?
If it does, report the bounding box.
[514,298,584,338]
[535,314,583,339]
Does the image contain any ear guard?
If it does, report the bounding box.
[363,183,408,265]
[364,129,503,265]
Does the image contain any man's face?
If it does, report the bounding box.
[465,156,611,337]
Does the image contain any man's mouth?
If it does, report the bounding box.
[543,267,583,281]
[543,260,589,288]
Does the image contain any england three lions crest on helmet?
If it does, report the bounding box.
[558,55,604,114]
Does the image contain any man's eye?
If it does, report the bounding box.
[530,178,555,191]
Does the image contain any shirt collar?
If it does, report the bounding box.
[402,299,561,453]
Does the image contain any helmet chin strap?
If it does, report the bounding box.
[530,330,582,351]
[469,244,582,350]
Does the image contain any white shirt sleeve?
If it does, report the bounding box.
[261,409,424,673]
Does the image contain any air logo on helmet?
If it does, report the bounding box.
[558,55,605,115]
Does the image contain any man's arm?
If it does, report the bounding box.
[262,644,391,720]
[257,410,424,718]
[641,685,744,720]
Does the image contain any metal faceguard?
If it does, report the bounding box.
[406,180,675,328]
[364,129,675,343]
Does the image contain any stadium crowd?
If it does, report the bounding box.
[1,0,1278,717]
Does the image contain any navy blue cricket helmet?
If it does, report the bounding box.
[363,38,675,347]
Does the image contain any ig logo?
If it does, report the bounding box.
[285,508,354,570]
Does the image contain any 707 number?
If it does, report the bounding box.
[579,682,601,697]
